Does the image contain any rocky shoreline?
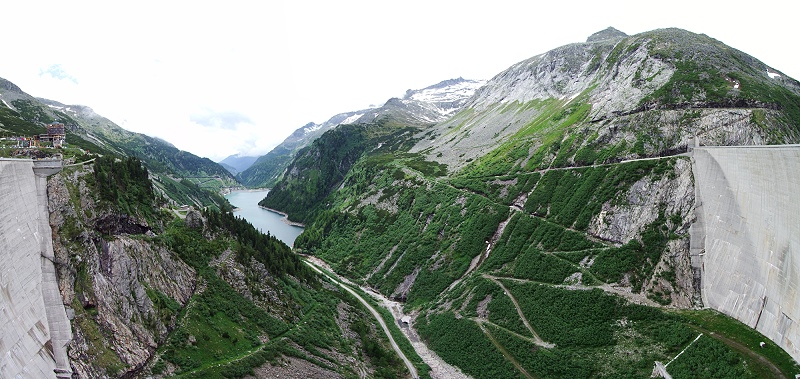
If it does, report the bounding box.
[258,205,305,227]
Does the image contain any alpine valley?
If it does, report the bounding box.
[1,26,799,379]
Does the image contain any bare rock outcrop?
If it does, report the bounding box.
[185,209,204,229]
[587,158,699,306]
[211,250,291,321]
[588,158,694,244]
[48,166,196,378]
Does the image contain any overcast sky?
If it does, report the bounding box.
[2,0,797,161]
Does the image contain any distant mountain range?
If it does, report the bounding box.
[0,77,237,209]
[261,26,800,377]
[236,77,485,187]
[217,154,259,175]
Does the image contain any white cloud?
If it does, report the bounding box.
[190,109,253,131]
[39,64,78,84]
[0,0,797,162]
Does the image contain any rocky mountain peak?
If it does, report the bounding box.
[0,77,24,94]
[586,26,627,43]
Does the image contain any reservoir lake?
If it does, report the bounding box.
[224,189,304,247]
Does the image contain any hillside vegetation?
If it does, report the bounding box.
[0,80,242,210]
[263,27,800,378]
[50,156,417,378]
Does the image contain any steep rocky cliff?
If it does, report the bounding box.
[48,165,196,377]
[42,159,418,378]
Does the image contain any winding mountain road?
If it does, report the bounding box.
[303,259,419,379]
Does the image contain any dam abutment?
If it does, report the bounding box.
[691,145,800,363]
[0,158,72,379]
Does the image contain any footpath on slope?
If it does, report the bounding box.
[484,275,553,348]
[476,321,535,379]
[302,258,419,379]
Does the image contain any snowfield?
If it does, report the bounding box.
[406,79,486,103]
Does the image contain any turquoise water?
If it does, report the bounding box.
[224,190,304,247]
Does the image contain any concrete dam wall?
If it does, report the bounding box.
[0,159,71,378]
[692,146,800,363]
[2,145,799,374]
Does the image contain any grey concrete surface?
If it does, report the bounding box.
[692,145,800,363]
[34,160,72,378]
[0,159,71,379]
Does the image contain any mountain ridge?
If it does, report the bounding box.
[0,79,239,197]
[218,154,259,174]
[264,26,800,378]
[237,77,485,188]
[2,25,800,379]
[411,27,800,172]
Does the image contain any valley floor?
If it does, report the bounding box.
[303,255,472,379]
[302,257,419,378]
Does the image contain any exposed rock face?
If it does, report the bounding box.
[69,237,195,376]
[647,238,697,308]
[587,27,627,43]
[210,250,290,320]
[184,210,204,229]
[48,166,196,378]
[250,356,342,379]
[586,158,699,307]
[590,108,786,155]
[94,214,151,235]
[588,158,694,244]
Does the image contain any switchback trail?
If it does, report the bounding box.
[484,275,554,348]
[476,322,535,379]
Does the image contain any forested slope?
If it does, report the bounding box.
[262,27,800,378]
[49,156,418,378]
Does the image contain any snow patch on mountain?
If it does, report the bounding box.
[303,123,323,135]
[404,78,486,104]
[45,104,78,115]
[341,113,364,124]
